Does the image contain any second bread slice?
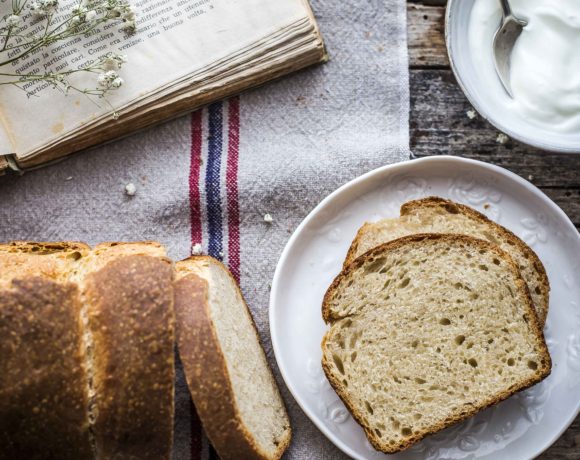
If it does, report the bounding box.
[345,197,550,326]
[174,256,291,460]
[323,234,551,453]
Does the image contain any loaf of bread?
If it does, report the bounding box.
[0,241,175,460]
[79,242,175,459]
[345,197,550,326]
[0,242,93,460]
[323,234,551,453]
[174,256,291,460]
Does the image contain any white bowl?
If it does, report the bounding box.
[445,0,580,154]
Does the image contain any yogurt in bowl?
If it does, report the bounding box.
[446,0,580,152]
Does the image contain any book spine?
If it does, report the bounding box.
[0,154,23,175]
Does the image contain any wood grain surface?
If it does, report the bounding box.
[407,1,580,458]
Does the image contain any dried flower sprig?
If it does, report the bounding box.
[0,0,135,109]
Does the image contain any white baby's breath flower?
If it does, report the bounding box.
[85,10,97,21]
[97,72,108,87]
[122,19,135,32]
[70,16,82,26]
[30,0,58,17]
[104,0,137,30]
[97,70,122,89]
[71,5,86,15]
[100,52,127,70]
[111,76,123,88]
[121,10,134,21]
[466,110,476,120]
[6,15,22,27]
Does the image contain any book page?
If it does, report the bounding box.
[0,0,309,158]
[0,104,15,155]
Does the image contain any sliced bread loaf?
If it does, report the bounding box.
[323,234,551,453]
[174,256,291,460]
[344,197,550,326]
[77,242,175,460]
[0,242,93,460]
[0,241,175,460]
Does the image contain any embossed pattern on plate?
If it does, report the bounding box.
[270,156,580,460]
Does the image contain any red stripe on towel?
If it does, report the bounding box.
[226,97,241,283]
[189,110,203,460]
[189,110,203,247]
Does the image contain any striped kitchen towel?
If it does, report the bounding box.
[0,0,409,457]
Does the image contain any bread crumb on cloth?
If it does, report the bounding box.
[125,183,137,196]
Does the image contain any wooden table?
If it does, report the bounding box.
[407,0,580,457]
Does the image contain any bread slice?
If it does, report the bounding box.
[174,256,291,460]
[344,197,550,326]
[0,241,175,460]
[77,242,175,460]
[322,234,551,454]
[0,242,93,460]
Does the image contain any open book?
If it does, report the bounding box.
[0,0,325,173]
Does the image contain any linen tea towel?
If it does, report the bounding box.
[0,0,409,458]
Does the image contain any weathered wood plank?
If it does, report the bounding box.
[409,0,447,6]
[410,69,580,189]
[538,417,580,459]
[408,2,579,458]
[407,4,448,67]
[541,188,580,227]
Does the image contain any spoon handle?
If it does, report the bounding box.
[499,0,512,18]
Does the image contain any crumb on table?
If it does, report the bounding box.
[496,133,509,144]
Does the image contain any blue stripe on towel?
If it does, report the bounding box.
[205,102,224,259]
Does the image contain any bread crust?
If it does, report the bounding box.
[401,197,550,325]
[174,256,291,460]
[85,253,175,460]
[0,241,176,460]
[0,277,93,460]
[0,241,90,254]
[343,221,390,270]
[343,197,550,326]
[322,233,552,454]
[0,242,93,459]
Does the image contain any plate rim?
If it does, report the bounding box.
[269,155,580,459]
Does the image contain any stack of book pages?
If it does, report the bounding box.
[0,0,325,173]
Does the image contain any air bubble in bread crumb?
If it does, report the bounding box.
[264,213,273,223]
[191,243,202,255]
[496,133,509,144]
[125,183,137,196]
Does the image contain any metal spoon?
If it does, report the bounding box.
[493,0,527,98]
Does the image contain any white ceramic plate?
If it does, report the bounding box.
[270,156,580,459]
